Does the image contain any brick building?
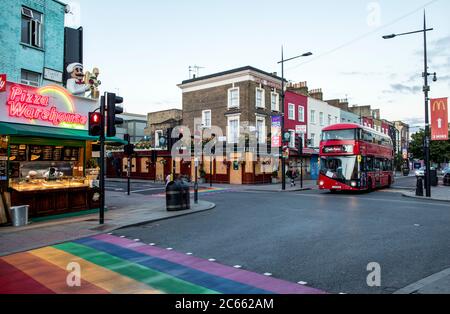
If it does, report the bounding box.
[0,0,67,86]
[145,109,183,149]
[178,66,283,145]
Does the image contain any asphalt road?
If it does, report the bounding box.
[117,185,450,294]
[105,180,166,195]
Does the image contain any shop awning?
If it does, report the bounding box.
[0,122,127,144]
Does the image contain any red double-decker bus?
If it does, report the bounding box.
[318,123,394,192]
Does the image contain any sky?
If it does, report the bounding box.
[65,0,450,128]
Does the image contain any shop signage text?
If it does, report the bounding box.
[7,85,88,126]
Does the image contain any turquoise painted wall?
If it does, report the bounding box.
[0,0,65,84]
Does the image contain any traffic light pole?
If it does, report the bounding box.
[281,47,286,191]
[99,94,106,225]
[125,134,131,196]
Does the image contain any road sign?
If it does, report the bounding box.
[431,98,448,141]
[271,117,281,148]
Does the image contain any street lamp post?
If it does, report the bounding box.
[382,11,437,198]
[278,48,313,190]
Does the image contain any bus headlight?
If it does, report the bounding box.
[319,181,324,186]
[351,181,357,187]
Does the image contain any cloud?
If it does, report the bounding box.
[340,71,384,76]
[383,83,422,94]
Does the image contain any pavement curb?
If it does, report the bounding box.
[114,201,217,230]
[0,201,216,257]
[394,267,450,294]
[401,192,450,203]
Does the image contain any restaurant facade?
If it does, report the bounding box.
[0,80,123,224]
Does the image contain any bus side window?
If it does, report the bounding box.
[364,157,374,171]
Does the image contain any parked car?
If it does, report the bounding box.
[441,167,450,176]
[443,169,450,186]
[415,166,436,177]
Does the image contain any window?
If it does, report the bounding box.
[227,116,240,144]
[228,88,239,109]
[21,69,40,86]
[155,130,163,148]
[202,110,211,128]
[334,116,338,124]
[310,133,315,147]
[310,110,316,124]
[21,7,42,48]
[319,112,324,126]
[298,106,305,122]
[328,115,332,125]
[288,103,295,120]
[322,129,356,141]
[256,88,265,108]
[256,117,266,144]
[271,92,279,111]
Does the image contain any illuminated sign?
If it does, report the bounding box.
[0,74,6,92]
[0,81,97,130]
[322,145,354,154]
[7,85,87,126]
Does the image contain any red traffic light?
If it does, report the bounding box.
[91,112,101,123]
[89,112,103,136]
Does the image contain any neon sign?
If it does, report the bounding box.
[6,85,87,126]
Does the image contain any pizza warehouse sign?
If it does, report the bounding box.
[0,80,97,130]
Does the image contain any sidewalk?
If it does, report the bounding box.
[0,191,215,257]
[395,267,450,294]
[402,185,450,202]
[193,180,317,192]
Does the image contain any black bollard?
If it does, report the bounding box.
[416,177,424,197]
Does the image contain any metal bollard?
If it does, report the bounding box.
[416,177,424,196]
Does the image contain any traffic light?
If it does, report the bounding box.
[88,112,102,136]
[124,143,135,156]
[296,135,303,156]
[106,92,124,137]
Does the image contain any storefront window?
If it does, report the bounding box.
[8,143,86,191]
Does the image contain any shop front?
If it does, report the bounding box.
[0,81,123,224]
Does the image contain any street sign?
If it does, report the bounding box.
[271,117,281,148]
[296,125,307,134]
[430,98,448,141]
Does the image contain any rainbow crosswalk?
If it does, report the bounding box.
[0,234,325,294]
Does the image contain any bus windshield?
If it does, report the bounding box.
[321,129,356,141]
[320,156,358,181]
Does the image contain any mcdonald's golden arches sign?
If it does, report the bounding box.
[430,98,448,141]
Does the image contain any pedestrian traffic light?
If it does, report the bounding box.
[106,92,124,137]
[124,143,135,156]
[88,112,102,136]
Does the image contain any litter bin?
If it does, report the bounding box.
[180,180,191,210]
[10,205,29,227]
[430,169,438,187]
[166,181,182,211]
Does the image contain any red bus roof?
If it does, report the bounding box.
[322,123,391,140]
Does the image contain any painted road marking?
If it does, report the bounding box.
[0,235,326,294]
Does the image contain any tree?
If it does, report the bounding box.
[409,129,450,165]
